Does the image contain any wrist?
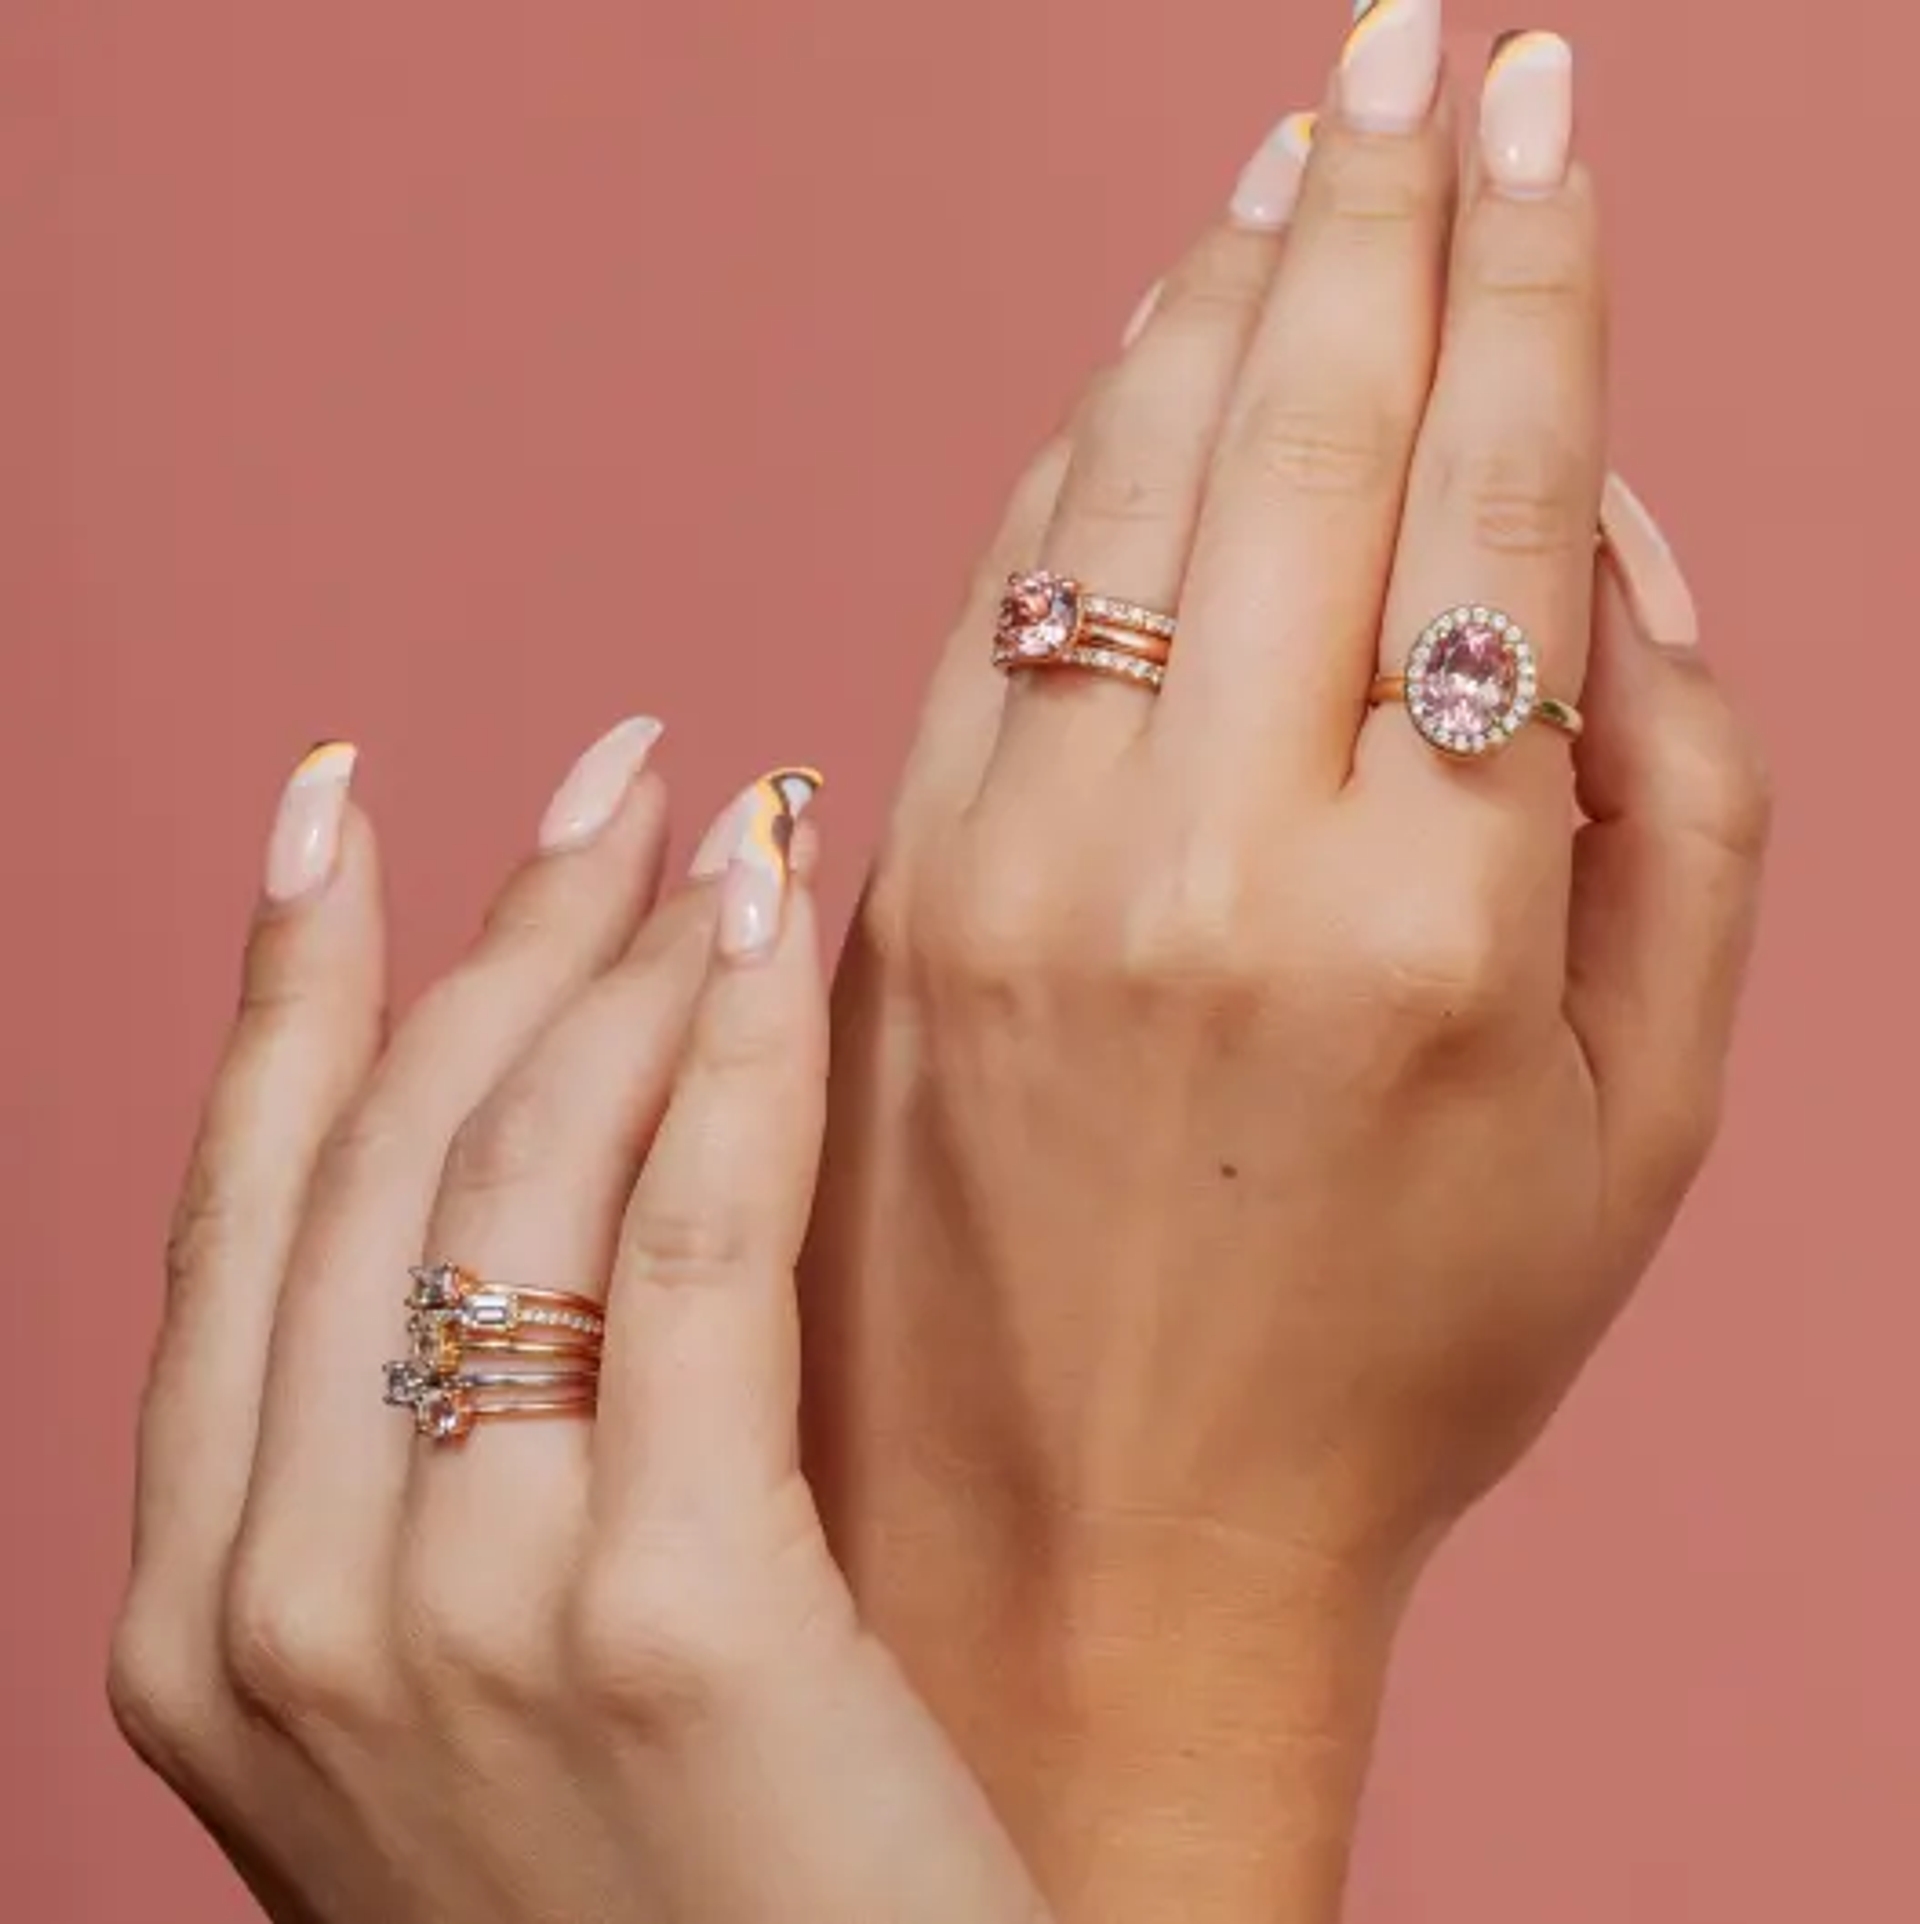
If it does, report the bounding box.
[849,1498,1415,1923]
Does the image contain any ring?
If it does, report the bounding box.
[1370,606,1583,759]
[383,1361,600,1442]
[995,571,1175,691]
[385,1263,605,1442]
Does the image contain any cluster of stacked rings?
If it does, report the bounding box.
[993,571,1175,691]
[993,569,1584,758]
[383,1263,604,1443]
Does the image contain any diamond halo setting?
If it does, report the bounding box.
[1403,606,1539,758]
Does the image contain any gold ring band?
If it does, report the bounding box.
[1370,675,1583,742]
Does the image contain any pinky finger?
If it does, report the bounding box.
[1568,482,1772,1233]
[594,769,827,1532]
[133,745,386,1595]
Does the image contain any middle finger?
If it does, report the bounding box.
[1162,0,1455,797]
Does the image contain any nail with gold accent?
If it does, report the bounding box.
[1340,0,1443,136]
[690,768,824,962]
[1481,30,1574,196]
[265,741,357,904]
[1230,112,1316,231]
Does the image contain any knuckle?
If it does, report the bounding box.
[221,1558,377,1731]
[108,1610,207,1781]
[1059,413,1202,537]
[394,1561,551,1712]
[1461,203,1600,319]
[442,1076,556,1202]
[309,1093,408,1201]
[623,1199,752,1291]
[687,990,789,1082]
[163,1152,239,1306]
[924,859,1055,991]
[1316,139,1446,231]
[1362,906,1517,1037]
[1686,706,1775,862]
[1159,230,1274,324]
[853,865,917,968]
[565,1556,753,1734]
[1228,394,1402,506]
[1443,430,1594,560]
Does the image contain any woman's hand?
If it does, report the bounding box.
[109,731,1045,1924]
[804,9,1770,1918]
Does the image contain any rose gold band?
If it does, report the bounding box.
[995,572,1176,693]
[388,1263,606,1443]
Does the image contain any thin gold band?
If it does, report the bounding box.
[1369,675,1584,741]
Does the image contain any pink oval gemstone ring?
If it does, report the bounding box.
[993,570,1176,693]
[1371,605,1582,759]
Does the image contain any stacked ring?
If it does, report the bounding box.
[994,571,1175,692]
[383,1263,604,1442]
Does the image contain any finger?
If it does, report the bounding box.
[886,433,1068,858]
[980,113,1311,798]
[398,782,801,1606]
[1165,0,1452,798]
[1358,34,1603,833]
[131,745,383,1605]
[1568,479,1770,1237]
[595,775,829,1531]
[237,721,671,1597]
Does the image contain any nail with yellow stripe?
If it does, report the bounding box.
[1481,30,1574,196]
[265,740,357,905]
[1230,111,1317,231]
[691,767,824,962]
[1339,0,1442,135]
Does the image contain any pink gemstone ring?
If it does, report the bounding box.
[994,570,1176,693]
[1371,606,1582,759]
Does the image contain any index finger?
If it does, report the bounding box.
[593,771,827,1532]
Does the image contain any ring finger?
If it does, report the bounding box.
[233,722,672,1622]
[978,111,1314,797]
[393,782,808,1625]
[1356,30,1603,872]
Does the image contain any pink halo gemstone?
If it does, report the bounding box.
[997,571,1081,662]
[1409,616,1521,749]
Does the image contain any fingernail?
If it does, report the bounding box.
[265,741,357,904]
[537,715,664,852]
[690,767,825,961]
[1340,0,1443,136]
[1121,280,1164,349]
[1481,30,1574,196]
[1230,112,1316,230]
[1600,473,1699,648]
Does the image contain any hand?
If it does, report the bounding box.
[110,730,1045,1924]
[804,11,1770,1919]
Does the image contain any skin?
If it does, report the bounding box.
[112,27,1769,1924]
[802,42,1768,1924]
[109,772,1047,1924]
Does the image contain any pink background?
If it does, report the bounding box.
[8,1,1915,1917]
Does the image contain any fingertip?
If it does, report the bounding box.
[1600,473,1700,650]
[262,741,358,907]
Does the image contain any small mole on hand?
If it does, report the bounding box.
[1218,1162,1240,1181]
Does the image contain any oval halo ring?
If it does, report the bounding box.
[1370,605,1583,760]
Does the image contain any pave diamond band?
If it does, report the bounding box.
[386,1263,605,1442]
